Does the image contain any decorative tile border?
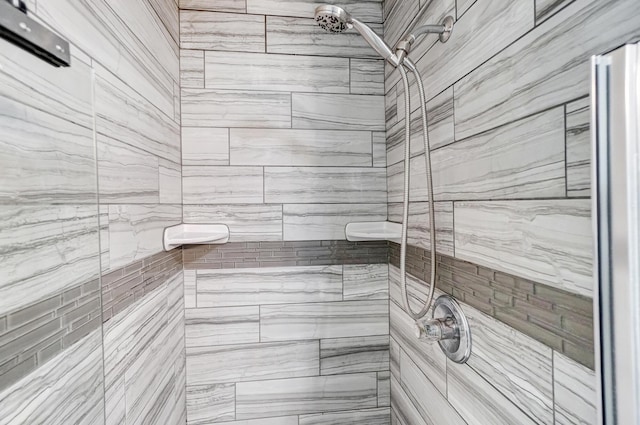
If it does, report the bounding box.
[0,278,101,392]
[389,242,594,369]
[101,249,182,322]
[183,240,389,270]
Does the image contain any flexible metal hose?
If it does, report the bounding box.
[398,59,437,320]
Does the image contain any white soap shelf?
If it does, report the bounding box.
[345,221,402,243]
[163,224,229,251]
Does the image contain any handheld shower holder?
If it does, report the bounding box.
[395,15,455,61]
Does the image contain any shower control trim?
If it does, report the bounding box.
[414,295,472,364]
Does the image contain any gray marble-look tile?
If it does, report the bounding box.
[415,0,534,102]
[292,93,385,131]
[0,36,93,129]
[209,418,299,425]
[457,0,475,17]
[183,204,283,242]
[180,10,265,52]
[385,84,398,131]
[97,135,159,203]
[399,351,467,425]
[426,87,455,150]
[248,0,382,22]
[388,202,454,256]
[182,166,264,204]
[180,49,204,89]
[95,65,181,163]
[147,0,180,44]
[184,270,196,309]
[299,407,391,425]
[320,335,389,375]
[180,0,246,12]
[383,0,419,48]
[230,129,372,167]
[378,371,390,407]
[535,0,573,24]
[98,0,179,80]
[390,337,400,380]
[186,340,319,385]
[283,203,387,241]
[388,265,439,319]
[261,300,389,341]
[454,200,593,296]
[173,81,181,124]
[107,204,182,270]
[196,266,343,307]
[236,373,378,419]
[351,59,385,95]
[103,273,184,425]
[266,16,384,58]
[553,351,597,425]
[100,205,110,273]
[186,306,260,347]
[159,158,182,204]
[182,88,291,128]
[37,0,175,117]
[447,361,538,425]
[566,97,591,197]
[386,98,436,165]
[432,107,566,201]
[186,383,235,424]
[0,330,104,425]
[205,51,350,93]
[373,132,387,167]
[462,303,554,424]
[454,0,640,140]
[389,300,447,395]
[343,264,389,301]
[0,205,99,316]
[390,374,428,425]
[182,127,229,166]
[388,154,446,204]
[0,95,97,204]
[265,167,387,204]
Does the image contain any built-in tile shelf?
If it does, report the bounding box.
[345,222,402,243]
[163,224,229,251]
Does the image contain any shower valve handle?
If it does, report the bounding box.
[414,316,459,342]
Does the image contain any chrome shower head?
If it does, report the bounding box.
[314,5,351,33]
[314,5,400,67]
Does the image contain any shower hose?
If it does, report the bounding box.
[397,58,437,320]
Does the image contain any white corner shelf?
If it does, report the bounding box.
[345,221,402,243]
[163,224,229,251]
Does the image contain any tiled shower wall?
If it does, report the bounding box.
[385,0,640,424]
[0,0,186,423]
[178,0,392,423]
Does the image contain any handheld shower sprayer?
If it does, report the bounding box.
[313,5,454,67]
[314,5,400,66]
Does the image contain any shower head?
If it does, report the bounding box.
[314,5,351,33]
[314,5,400,67]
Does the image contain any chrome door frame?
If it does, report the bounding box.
[592,42,640,424]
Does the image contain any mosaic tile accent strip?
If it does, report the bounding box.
[101,248,182,322]
[389,242,594,369]
[0,278,101,393]
[183,240,389,270]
